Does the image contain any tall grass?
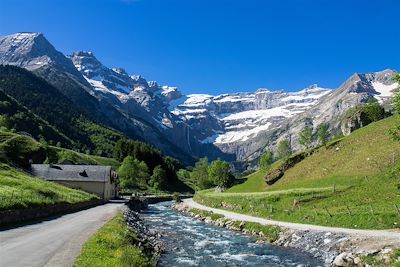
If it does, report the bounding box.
[74,213,155,267]
[0,164,97,210]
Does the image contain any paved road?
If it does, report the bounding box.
[184,198,400,239]
[0,203,123,267]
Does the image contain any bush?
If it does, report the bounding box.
[172,192,181,203]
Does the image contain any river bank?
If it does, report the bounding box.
[174,200,400,266]
[74,207,163,267]
[142,201,324,266]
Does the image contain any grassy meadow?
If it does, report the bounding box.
[0,163,97,210]
[195,116,400,229]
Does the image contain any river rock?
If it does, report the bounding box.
[333,252,349,266]
[124,208,165,256]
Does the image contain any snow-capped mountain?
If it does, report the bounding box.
[0,32,398,164]
[69,49,336,160]
[169,86,331,145]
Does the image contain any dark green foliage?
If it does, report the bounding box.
[259,150,273,170]
[299,127,313,149]
[114,139,193,193]
[316,123,330,145]
[363,98,385,122]
[75,120,122,157]
[192,157,214,190]
[0,65,121,156]
[113,139,165,172]
[275,139,292,159]
[118,156,150,190]
[149,165,167,190]
[0,135,46,168]
[172,192,182,203]
[345,99,385,126]
[208,160,234,189]
[0,90,73,147]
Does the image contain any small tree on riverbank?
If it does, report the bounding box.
[191,157,213,189]
[208,160,234,189]
[149,165,167,191]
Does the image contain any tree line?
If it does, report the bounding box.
[177,157,235,191]
[114,138,192,193]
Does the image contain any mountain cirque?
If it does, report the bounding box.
[0,32,398,164]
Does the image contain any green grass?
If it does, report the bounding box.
[391,249,400,267]
[230,115,400,193]
[51,147,120,169]
[0,164,97,210]
[74,213,155,267]
[228,170,267,193]
[0,129,120,169]
[195,116,400,229]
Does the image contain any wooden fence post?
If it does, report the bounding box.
[324,207,332,217]
[394,204,400,216]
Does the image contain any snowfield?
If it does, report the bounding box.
[372,81,399,102]
[69,50,398,149]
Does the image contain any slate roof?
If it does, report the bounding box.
[31,164,111,182]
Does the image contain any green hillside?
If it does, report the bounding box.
[0,163,97,210]
[0,129,120,168]
[0,65,123,157]
[195,115,400,229]
[0,89,74,148]
[230,115,400,192]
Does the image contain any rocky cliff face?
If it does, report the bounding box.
[0,32,398,164]
[0,32,195,165]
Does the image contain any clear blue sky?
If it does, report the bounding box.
[0,0,399,95]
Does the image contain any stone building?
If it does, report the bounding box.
[31,164,118,200]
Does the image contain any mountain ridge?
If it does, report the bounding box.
[0,32,398,165]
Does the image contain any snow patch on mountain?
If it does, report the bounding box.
[215,122,273,144]
[372,81,398,102]
[169,86,332,145]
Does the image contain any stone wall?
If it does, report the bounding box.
[0,199,104,226]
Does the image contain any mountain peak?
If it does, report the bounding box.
[112,67,128,76]
[0,32,74,71]
[10,32,43,40]
[71,50,95,58]
[70,51,103,75]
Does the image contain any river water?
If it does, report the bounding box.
[140,201,324,267]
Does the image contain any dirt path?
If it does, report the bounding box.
[183,198,400,239]
[0,203,123,267]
